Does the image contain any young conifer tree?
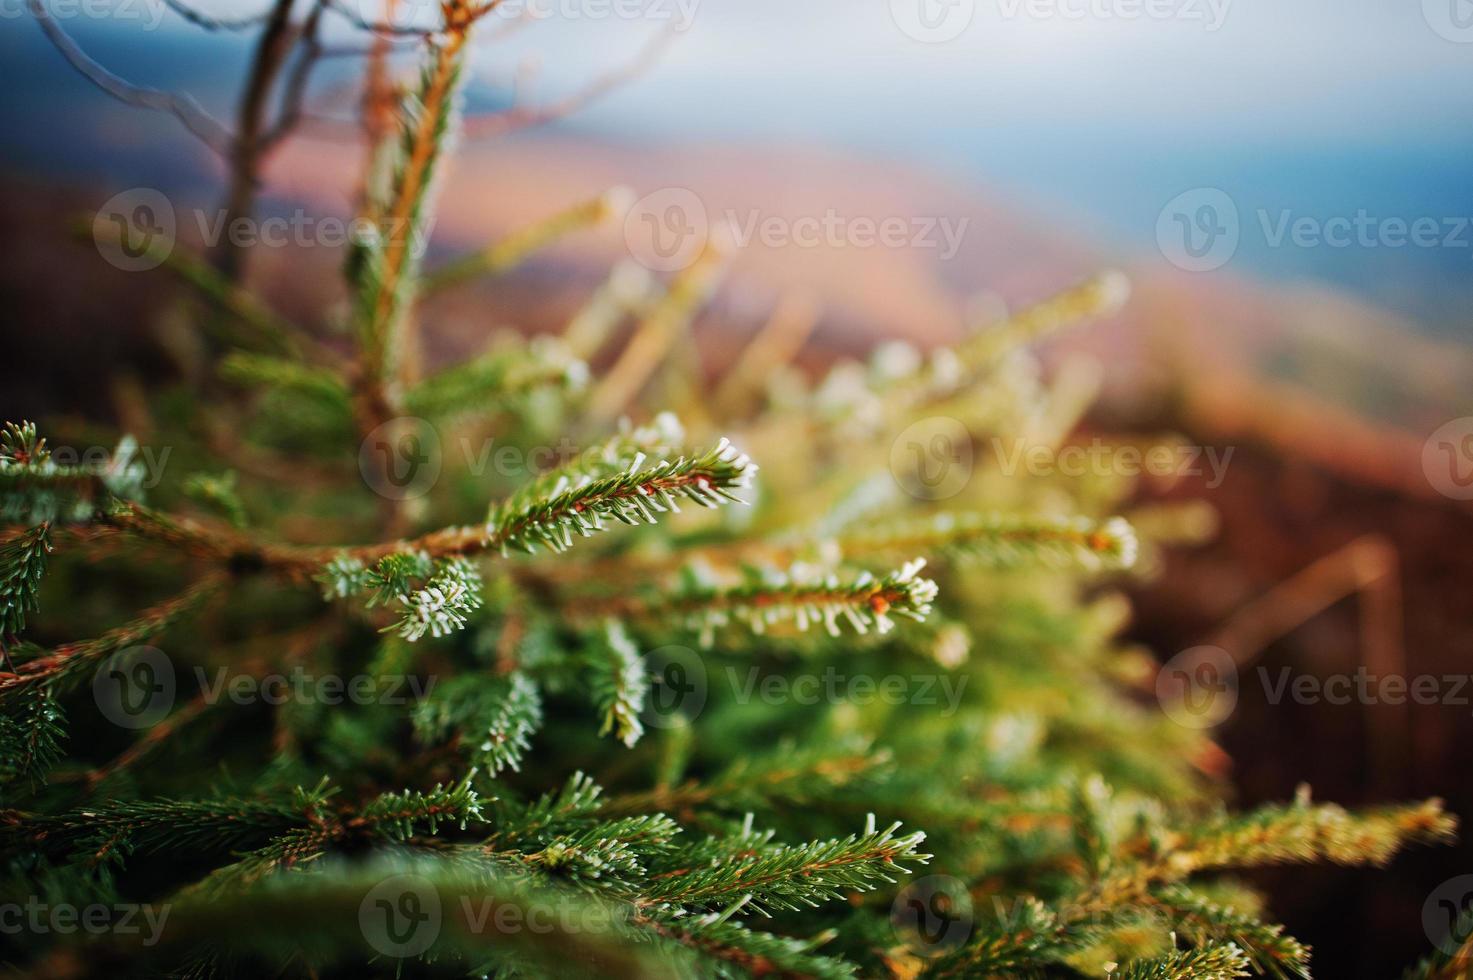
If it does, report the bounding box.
[2,4,1464,977]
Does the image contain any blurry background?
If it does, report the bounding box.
[2,1,1471,973]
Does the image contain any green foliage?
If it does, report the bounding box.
[486,436,757,555]
[0,522,52,637]
[586,619,647,748]
[1,12,1457,979]
[0,685,66,790]
[388,556,485,641]
[413,671,543,776]
[1117,943,1253,980]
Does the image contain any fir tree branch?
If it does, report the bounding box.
[0,572,227,696]
[587,619,647,748]
[86,434,753,586]
[484,437,757,556]
[413,671,543,776]
[634,904,857,979]
[585,232,730,426]
[0,523,53,638]
[401,334,587,420]
[0,685,66,790]
[351,1,492,431]
[602,743,888,818]
[840,513,1139,572]
[352,772,487,839]
[79,230,324,360]
[640,813,930,915]
[421,188,631,294]
[959,271,1131,372]
[1072,794,1455,920]
[1114,942,1251,980]
[586,559,939,645]
[1146,884,1310,980]
[219,352,352,408]
[562,261,656,359]
[3,782,336,860]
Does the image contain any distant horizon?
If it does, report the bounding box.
[3,3,1471,333]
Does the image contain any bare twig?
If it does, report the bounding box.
[28,0,233,157]
[260,0,330,150]
[462,23,677,139]
[324,0,442,37]
[161,0,275,32]
[211,0,301,280]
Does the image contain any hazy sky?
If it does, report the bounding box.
[9,0,1472,326]
[469,0,1473,146]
